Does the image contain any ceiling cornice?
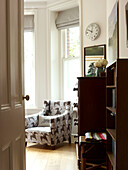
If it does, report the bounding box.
[24,0,79,10]
[47,0,79,11]
[24,1,47,9]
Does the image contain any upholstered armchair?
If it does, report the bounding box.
[25,100,73,149]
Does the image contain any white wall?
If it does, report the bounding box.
[82,0,106,47]
[80,0,106,75]
[24,8,51,110]
[107,0,117,16]
[50,11,60,99]
[35,9,49,108]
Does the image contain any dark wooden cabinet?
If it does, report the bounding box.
[106,59,128,170]
[76,77,106,168]
[78,77,106,135]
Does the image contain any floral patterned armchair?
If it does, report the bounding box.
[25,100,73,149]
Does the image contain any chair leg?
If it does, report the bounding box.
[51,145,55,150]
[25,142,27,147]
[69,136,71,144]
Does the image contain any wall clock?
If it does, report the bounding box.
[85,23,101,41]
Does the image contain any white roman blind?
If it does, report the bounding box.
[24,15,34,32]
[56,7,79,30]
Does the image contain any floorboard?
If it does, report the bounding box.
[26,142,78,170]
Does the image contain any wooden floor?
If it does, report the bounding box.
[26,142,78,170]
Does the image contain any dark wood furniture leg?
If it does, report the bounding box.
[69,136,71,143]
[51,145,55,150]
[81,144,86,170]
[25,142,27,147]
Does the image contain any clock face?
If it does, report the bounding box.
[85,23,100,41]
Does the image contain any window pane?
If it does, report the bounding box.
[63,59,80,102]
[67,27,80,57]
[24,31,35,108]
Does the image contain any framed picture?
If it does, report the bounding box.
[108,0,119,64]
[84,44,106,77]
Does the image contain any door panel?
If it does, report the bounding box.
[0,0,25,170]
[1,143,12,170]
[12,0,21,105]
[10,0,22,107]
[14,136,22,170]
[0,0,11,108]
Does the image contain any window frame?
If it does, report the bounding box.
[24,10,37,109]
[60,27,81,101]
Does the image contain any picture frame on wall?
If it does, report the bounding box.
[108,0,119,64]
[84,45,106,77]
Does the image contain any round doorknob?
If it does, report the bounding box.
[22,95,30,101]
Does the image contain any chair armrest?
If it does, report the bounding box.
[25,112,41,129]
[38,110,73,129]
[39,110,73,145]
[50,110,73,128]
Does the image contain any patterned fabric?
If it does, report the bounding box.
[50,100,71,116]
[25,100,73,148]
[85,132,107,142]
[50,111,73,146]
[93,132,107,140]
[26,127,51,145]
[38,115,50,127]
[42,100,50,116]
[25,113,38,128]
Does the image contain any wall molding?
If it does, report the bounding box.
[47,0,78,11]
[24,0,78,10]
[24,1,46,9]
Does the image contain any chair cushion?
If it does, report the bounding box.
[42,100,50,116]
[38,115,50,127]
[41,100,71,116]
[50,101,63,116]
[25,115,38,128]
[64,101,71,111]
[50,101,71,116]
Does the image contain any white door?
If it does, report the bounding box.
[0,0,25,170]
